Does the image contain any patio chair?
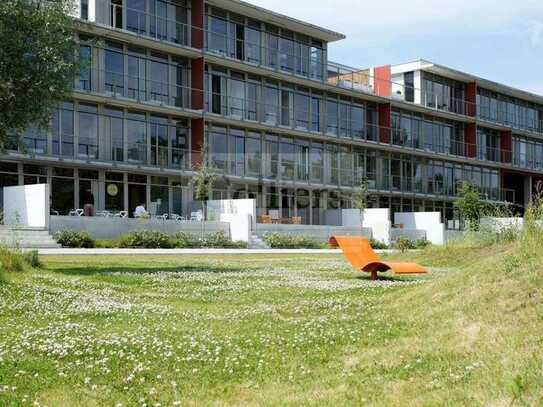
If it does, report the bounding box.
[171,214,186,222]
[190,211,203,221]
[329,236,427,280]
[69,209,84,216]
[291,216,302,224]
[259,215,272,224]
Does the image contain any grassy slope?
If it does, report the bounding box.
[0,243,542,406]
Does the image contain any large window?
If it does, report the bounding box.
[105,107,124,162]
[127,111,147,163]
[477,87,543,133]
[78,104,98,159]
[205,7,326,81]
[105,42,124,95]
[52,102,74,157]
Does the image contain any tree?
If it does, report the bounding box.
[352,179,371,227]
[190,163,217,221]
[453,181,484,230]
[0,0,79,147]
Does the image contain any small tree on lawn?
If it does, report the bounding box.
[454,181,485,231]
[190,163,216,238]
[352,179,371,228]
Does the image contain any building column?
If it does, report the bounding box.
[191,118,204,168]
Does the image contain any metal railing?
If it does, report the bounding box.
[477,104,543,134]
[326,63,477,117]
[109,3,190,46]
[74,68,191,109]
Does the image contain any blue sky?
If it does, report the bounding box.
[249,0,543,95]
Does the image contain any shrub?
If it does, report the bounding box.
[54,230,95,248]
[394,236,415,252]
[174,231,248,248]
[203,231,247,248]
[118,231,174,248]
[414,238,431,250]
[174,232,201,248]
[369,238,388,250]
[264,233,320,249]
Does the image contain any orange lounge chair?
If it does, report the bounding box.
[329,235,427,280]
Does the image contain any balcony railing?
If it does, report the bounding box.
[108,2,190,46]
[477,105,543,135]
[75,68,191,110]
[326,63,477,117]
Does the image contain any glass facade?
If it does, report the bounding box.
[477,87,543,133]
[75,39,191,109]
[205,6,325,81]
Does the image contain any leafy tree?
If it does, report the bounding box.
[352,179,371,227]
[190,163,216,221]
[454,181,484,230]
[0,0,79,147]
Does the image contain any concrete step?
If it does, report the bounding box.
[0,227,60,248]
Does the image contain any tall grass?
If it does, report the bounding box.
[0,247,41,282]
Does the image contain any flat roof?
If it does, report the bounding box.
[206,0,346,43]
[392,59,543,105]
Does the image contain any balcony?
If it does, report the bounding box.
[74,68,192,111]
[107,2,190,47]
[326,63,476,118]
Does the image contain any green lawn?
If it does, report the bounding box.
[0,244,542,406]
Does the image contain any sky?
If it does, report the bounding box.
[249,0,543,95]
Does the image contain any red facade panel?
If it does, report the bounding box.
[378,103,391,143]
[191,0,204,49]
[191,57,204,110]
[465,82,477,117]
[191,118,205,167]
[374,65,391,97]
[501,130,512,163]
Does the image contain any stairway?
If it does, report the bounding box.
[0,226,61,249]
[249,234,269,249]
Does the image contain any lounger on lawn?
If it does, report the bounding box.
[329,235,427,280]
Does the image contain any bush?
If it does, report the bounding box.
[118,231,174,248]
[369,238,388,250]
[394,236,415,252]
[204,231,247,248]
[174,232,201,248]
[174,231,247,248]
[54,230,95,248]
[264,233,321,249]
[392,237,431,252]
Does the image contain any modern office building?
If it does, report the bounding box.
[1,0,542,225]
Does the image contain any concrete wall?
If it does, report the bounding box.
[207,199,257,230]
[3,184,50,228]
[220,213,251,242]
[390,228,426,242]
[394,212,445,245]
[256,224,372,243]
[361,208,391,245]
[50,216,229,240]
